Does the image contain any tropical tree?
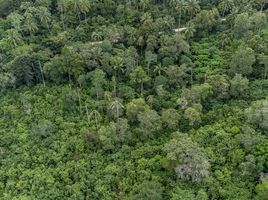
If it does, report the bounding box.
[234,13,251,37]
[164,132,210,181]
[230,74,249,98]
[129,66,150,95]
[175,0,187,27]
[6,29,23,47]
[145,51,157,75]
[130,181,164,200]
[89,69,106,100]
[57,0,68,28]
[86,107,101,133]
[258,54,268,79]
[186,0,200,19]
[153,63,164,75]
[110,56,124,78]
[110,98,124,122]
[184,104,202,126]
[136,109,162,138]
[229,46,256,76]
[36,6,51,30]
[7,12,24,31]
[255,179,268,200]
[161,108,181,130]
[218,0,234,16]
[79,0,91,20]
[126,98,150,123]
[23,12,38,36]
[246,99,268,132]
[184,22,196,39]
[91,31,103,41]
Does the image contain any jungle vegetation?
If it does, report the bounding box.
[0,0,268,199]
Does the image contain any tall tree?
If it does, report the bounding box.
[145,51,157,75]
[186,0,200,19]
[229,46,256,76]
[36,6,51,30]
[110,98,124,122]
[6,29,23,47]
[164,132,210,181]
[258,54,268,79]
[23,12,38,36]
[129,66,150,95]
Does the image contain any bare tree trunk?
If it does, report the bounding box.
[261,3,265,12]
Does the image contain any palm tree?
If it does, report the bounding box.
[6,29,23,47]
[145,51,157,75]
[175,0,187,28]
[91,31,103,41]
[89,109,101,133]
[85,104,101,133]
[141,12,152,23]
[57,0,68,28]
[139,0,150,11]
[153,63,164,75]
[168,0,188,27]
[146,95,154,107]
[23,12,38,36]
[79,0,90,20]
[219,33,229,50]
[7,12,23,31]
[36,7,51,30]
[168,0,178,8]
[184,22,196,39]
[111,56,124,77]
[70,0,90,22]
[71,0,81,21]
[110,98,124,122]
[218,0,234,16]
[186,0,200,19]
[104,91,112,105]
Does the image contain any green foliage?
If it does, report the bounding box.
[255,179,268,200]
[246,99,268,131]
[0,0,267,199]
[164,132,210,181]
[130,181,164,200]
[230,74,249,98]
[229,46,256,76]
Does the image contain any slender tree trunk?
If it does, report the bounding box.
[77,88,82,115]
[68,65,72,86]
[190,68,193,86]
[179,11,181,28]
[94,112,99,134]
[141,82,144,96]
[85,103,90,125]
[116,105,119,122]
[38,61,46,87]
[61,12,65,29]
[264,65,268,79]
[261,3,265,12]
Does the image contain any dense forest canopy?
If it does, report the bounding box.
[0,0,268,199]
